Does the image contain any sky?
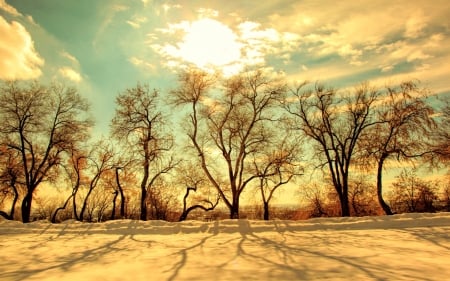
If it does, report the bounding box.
[1,0,450,136]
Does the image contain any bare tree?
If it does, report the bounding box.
[0,146,21,220]
[176,163,220,221]
[433,101,450,162]
[111,83,177,220]
[252,136,302,220]
[110,166,127,220]
[348,175,379,216]
[173,68,285,218]
[390,169,438,213]
[79,140,115,221]
[52,146,87,222]
[283,82,379,216]
[0,81,92,222]
[359,81,435,215]
[146,178,179,221]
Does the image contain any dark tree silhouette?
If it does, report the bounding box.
[111,83,177,220]
[359,81,435,215]
[284,82,379,216]
[173,68,285,219]
[0,82,92,222]
[252,136,302,220]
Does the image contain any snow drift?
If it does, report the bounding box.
[1,213,450,280]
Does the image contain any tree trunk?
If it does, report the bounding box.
[115,168,126,218]
[0,211,12,220]
[377,156,394,215]
[72,191,79,221]
[21,191,33,223]
[230,197,239,219]
[341,174,351,217]
[263,201,269,220]
[80,185,95,221]
[179,187,219,221]
[140,187,147,221]
[335,185,350,217]
[7,177,19,220]
[52,194,73,223]
[111,190,118,220]
[140,142,150,221]
[340,189,350,217]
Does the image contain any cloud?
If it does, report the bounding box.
[60,51,79,66]
[126,15,147,29]
[0,0,22,16]
[59,67,82,82]
[128,56,155,71]
[0,16,44,80]
[152,18,243,73]
[404,10,427,39]
[157,3,182,16]
[150,14,302,75]
[197,8,219,18]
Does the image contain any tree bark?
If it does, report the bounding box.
[230,197,239,219]
[263,202,269,220]
[377,155,394,215]
[6,176,19,220]
[179,187,219,221]
[21,191,33,223]
[52,194,74,223]
[115,168,126,218]
[111,190,118,220]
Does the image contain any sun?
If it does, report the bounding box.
[173,18,243,73]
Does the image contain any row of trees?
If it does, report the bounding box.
[0,68,449,222]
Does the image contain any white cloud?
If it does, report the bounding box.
[155,18,242,73]
[151,16,302,76]
[0,16,44,80]
[0,0,22,16]
[59,67,82,82]
[158,3,182,16]
[197,8,219,18]
[126,16,147,29]
[128,56,155,71]
[380,65,395,73]
[60,51,79,66]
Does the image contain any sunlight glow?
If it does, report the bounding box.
[167,18,242,72]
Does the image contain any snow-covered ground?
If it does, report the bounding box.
[1,213,450,281]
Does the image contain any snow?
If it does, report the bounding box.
[1,213,450,281]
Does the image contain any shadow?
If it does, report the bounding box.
[212,219,444,280]
[0,220,160,281]
[397,227,450,251]
[165,221,220,281]
[1,216,449,281]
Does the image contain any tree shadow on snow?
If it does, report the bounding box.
[1,220,159,281]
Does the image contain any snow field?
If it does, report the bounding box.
[1,213,450,280]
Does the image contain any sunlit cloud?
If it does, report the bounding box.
[0,16,44,80]
[158,3,182,16]
[404,10,427,39]
[128,56,155,71]
[126,15,147,29]
[150,13,302,76]
[197,8,219,18]
[0,0,22,16]
[60,51,79,66]
[153,18,242,73]
[58,67,82,82]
